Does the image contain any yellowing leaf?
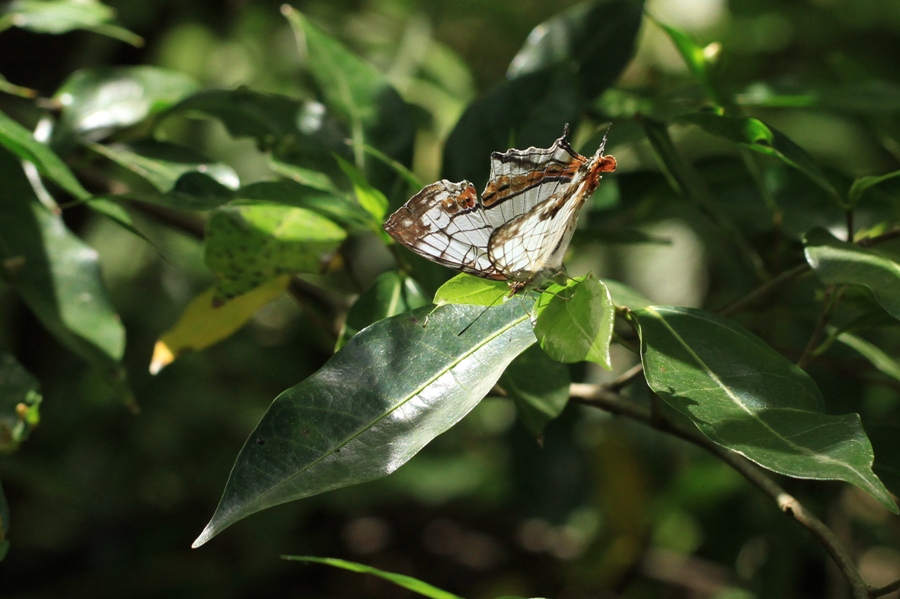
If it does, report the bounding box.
[150,276,290,374]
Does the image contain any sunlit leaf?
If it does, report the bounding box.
[0,0,143,46]
[205,203,347,303]
[434,274,509,307]
[150,276,291,375]
[336,270,428,351]
[193,301,535,546]
[267,154,339,192]
[282,556,463,599]
[649,17,719,103]
[0,150,128,396]
[53,67,198,146]
[236,181,372,232]
[804,227,900,321]
[603,279,653,309]
[500,345,570,438]
[633,305,897,512]
[533,276,615,368]
[833,330,900,382]
[89,140,239,210]
[0,353,42,454]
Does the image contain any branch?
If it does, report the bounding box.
[716,263,810,317]
[569,382,871,599]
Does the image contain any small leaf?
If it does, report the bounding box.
[603,279,653,309]
[804,227,900,321]
[0,150,128,395]
[434,274,509,307]
[848,169,900,207]
[334,155,388,222]
[500,345,570,437]
[53,67,198,146]
[633,305,897,512]
[0,0,143,46]
[89,140,239,210]
[336,271,428,351]
[533,276,615,369]
[193,301,535,547]
[282,556,463,599]
[0,353,42,454]
[150,276,291,375]
[236,181,372,232]
[267,154,339,192]
[204,204,347,303]
[679,113,840,202]
[833,330,900,382]
[649,17,719,102]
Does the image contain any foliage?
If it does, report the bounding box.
[1,0,900,597]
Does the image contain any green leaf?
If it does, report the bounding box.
[204,203,347,303]
[533,276,615,369]
[0,0,143,46]
[639,114,706,201]
[434,274,509,307]
[0,151,128,394]
[334,155,388,223]
[633,305,897,512]
[678,113,840,202]
[848,169,900,207]
[500,345,571,438]
[508,0,645,100]
[833,330,900,382]
[283,7,414,188]
[649,17,719,103]
[0,476,8,561]
[804,227,900,321]
[267,154,339,193]
[193,301,536,547]
[0,353,42,454]
[603,279,653,309]
[0,109,89,200]
[89,140,239,210]
[282,556,463,599]
[53,67,198,147]
[236,181,372,232]
[336,271,428,351]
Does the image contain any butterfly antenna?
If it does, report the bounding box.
[457,292,506,336]
[599,123,613,154]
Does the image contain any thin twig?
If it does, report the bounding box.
[716,263,811,317]
[796,285,840,369]
[869,577,900,598]
[569,382,871,599]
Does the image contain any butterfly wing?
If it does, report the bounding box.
[383,180,506,280]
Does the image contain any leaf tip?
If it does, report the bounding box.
[191,523,216,549]
[149,341,175,375]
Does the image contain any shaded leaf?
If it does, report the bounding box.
[204,204,347,303]
[500,345,570,437]
[150,276,291,375]
[336,270,428,351]
[434,274,509,307]
[678,113,840,202]
[53,67,198,147]
[0,0,142,46]
[848,169,900,208]
[0,150,128,394]
[0,477,7,561]
[508,0,645,100]
[267,154,339,192]
[236,181,372,232]
[193,301,535,546]
[89,140,239,210]
[804,227,900,321]
[334,155,388,223]
[833,330,900,382]
[633,305,897,512]
[0,353,42,454]
[649,17,718,102]
[282,556,463,599]
[533,276,615,368]
[603,279,653,309]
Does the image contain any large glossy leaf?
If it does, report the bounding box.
[678,113,840,202]
[53,67,198,147]
[633,305,897,512]
[507,0,645,100]
[0,151,127,391]
[0,0,142,46]
[533,276,615,368]
[150,276,291,375]
[0,352,42,454]
[500,345,571,438]
[193,301,536,546]
[804,227,900,321]
[283,8,414,191]
[89,140,239,210]
[282,557,463,599]
[204,203,347,303]
[336,270,428,351]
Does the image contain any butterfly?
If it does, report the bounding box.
[383,126,616,294]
